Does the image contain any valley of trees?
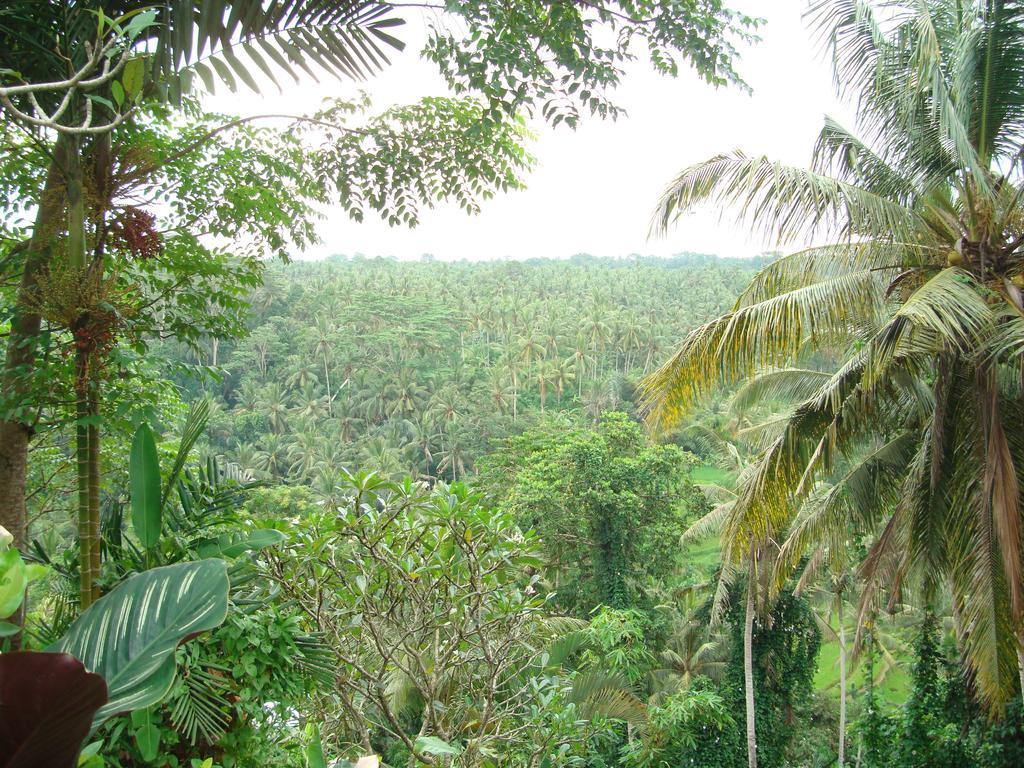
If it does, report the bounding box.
[2,2,1024,768]
[166,254,763,486]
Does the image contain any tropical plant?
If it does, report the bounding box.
[642,0,1024,712]
[0,559,229,767]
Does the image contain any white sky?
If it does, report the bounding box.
[215,1,855,261]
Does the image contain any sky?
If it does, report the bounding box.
[216,1,856,262]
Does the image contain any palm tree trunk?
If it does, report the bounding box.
[323,351,333,416]
[511,368,518,421]
[838,595,847,767]
[75,375,92,609]
[87,383,101,603]
[745,555,758,768]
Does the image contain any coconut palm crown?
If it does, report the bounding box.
[641,0,1024,711]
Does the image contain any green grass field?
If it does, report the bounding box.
[690,464,735,488]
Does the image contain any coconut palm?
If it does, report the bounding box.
[642,0,1024,710]
[652,617,728,696]
[258,382,290,435]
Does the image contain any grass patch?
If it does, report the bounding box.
[691,464,735,488]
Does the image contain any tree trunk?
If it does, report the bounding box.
[0,137,70,566]
[511,368,518,421]
[87,383,101,603]
[323,351,333,416]
[1017,643,1024,710]
[838,594,847,767]
[76,375,93,609]
[745,557,758,768]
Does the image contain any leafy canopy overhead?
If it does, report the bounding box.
[0,1,759,133]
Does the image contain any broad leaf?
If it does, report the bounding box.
[50,560,229,731]
[0,548,26,618]
[415,736,461,756]
[0,652,107,768]
[130,423,162,549]
[304,722,326,768]
[195,529,287,559]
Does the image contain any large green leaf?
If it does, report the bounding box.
[50,560,229,732]
[195,529,287,559]
[415,736,461,756]
[0,548,27,618]
[130,424,162,549]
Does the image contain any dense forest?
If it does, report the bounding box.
[166,254,764,485]
[3,2,1024,768]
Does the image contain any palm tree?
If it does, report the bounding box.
[552,358,576,407]
[642,0,1024,710]
[284,355,321,393]
[258,383,290,435]
[255,434,289,480]
[652,617,728,696]
[293,383,330,422]
[313,316,336,416]
[484,367,513,415]
[436,427,467,482]
[287,428,324,479]
[535,360,556,413]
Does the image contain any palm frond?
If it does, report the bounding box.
[730,368,834,416]
[651,151,927,245]
[568,671,647,727]
[640,269,886,431]
[161,398,212,509]
[167,662,232,745]
[774,432,918,591]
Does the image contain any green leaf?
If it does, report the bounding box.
[195,529,287,559]
[122,57,145,99]
[86,93,116,112]
[51,560,230,732]
[78,741,103,761]
[0,548,27,619]
[304,723,326,768]
[25,563,48,584]
[111,80,125,107]
[415,736,461,756]
[133,722,160,762]
[0,620,21,637]
[130,423,162,549]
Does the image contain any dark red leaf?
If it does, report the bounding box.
[0,652,108,768]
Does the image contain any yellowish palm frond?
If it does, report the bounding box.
[730,368,834,417]
[774,432,918,592]
[640,269,887,431]
[737,241,916,307]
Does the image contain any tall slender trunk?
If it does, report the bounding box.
[838,594,847,767]
[1017,643,1024,709]
[0,138,69,570]
[75,376,92,608]
[87,383,101,603]
[323,351,333,416]
[745,555,758,768]
[67,133,98,610]
[511,368,518,421]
